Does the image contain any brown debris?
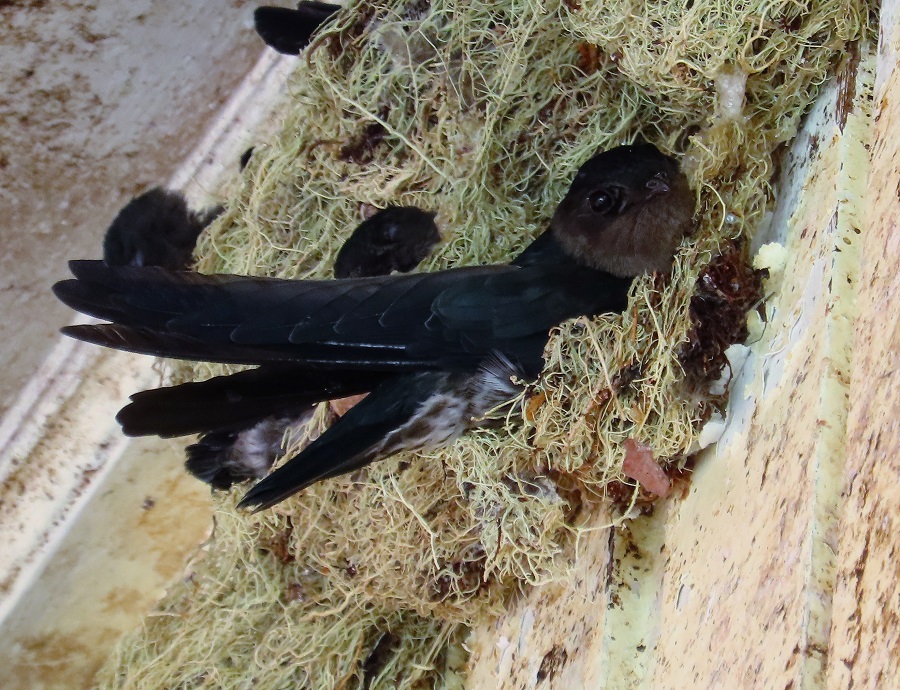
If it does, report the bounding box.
[524,391,546,421]
[664,457,696,500]
[603,479,636,505]
[324,1,379,59]
[339,122,388,164]
[611,361,642,392]
[257,518,296,564]
[430,550,489,602]
[283,582,306,603]
[576,43,601,73]
[679,241,764,386]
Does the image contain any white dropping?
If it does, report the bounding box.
[714,63,749,121]
[695,411,726,450]
[753,242,788,273]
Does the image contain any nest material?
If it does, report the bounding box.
[96,1,868,687]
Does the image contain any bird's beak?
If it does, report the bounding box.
[645,177,670,198]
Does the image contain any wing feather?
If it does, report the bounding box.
[54,259,632,370]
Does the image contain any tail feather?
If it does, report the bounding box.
[59,322,443,371]
[60,324,297,365]
[117,365,390,438]
[55,261,276,334]
[52,260,471,370]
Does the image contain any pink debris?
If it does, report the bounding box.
[330,393,368,417]
[622,438,671,498]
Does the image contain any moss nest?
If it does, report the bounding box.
[97,0,869,687]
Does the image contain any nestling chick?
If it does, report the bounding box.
[102,187,220,270]
[333,206,441,279]
[253,2,341,55]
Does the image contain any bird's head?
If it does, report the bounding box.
[550,143,694,277]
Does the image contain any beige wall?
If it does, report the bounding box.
[828,4,900,686]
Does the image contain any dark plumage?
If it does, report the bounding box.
[102,187,220,270]
[333,206,441,279]
[175,206,438,489]
[253,2,341,55]
[185,413,313,490]
[131,339,392,490]
[54,144,694,510]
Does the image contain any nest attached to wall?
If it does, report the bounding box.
[97,0,867,687]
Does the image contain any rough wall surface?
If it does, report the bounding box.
[827,1,900,685]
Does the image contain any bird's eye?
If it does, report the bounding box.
[589,187,620,214]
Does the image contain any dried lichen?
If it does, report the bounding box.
[96,0,870,687]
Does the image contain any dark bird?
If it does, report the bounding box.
[54,144,694,510]
[333,206,441,279]
[253,2,341,55]
[102,187,220,270]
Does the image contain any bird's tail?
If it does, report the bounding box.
[116,365,390,438]
[238,372,447,511]
[184,429,243,489]
[184,411,314,490]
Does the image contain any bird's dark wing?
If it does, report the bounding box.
[53,259,632,370]
[60,323,303,365]
[115,364,391,438]
[237,373,444,511]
